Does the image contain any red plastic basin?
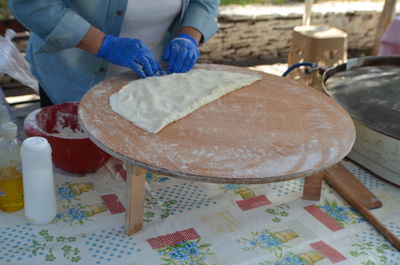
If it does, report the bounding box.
[24,102,111,174]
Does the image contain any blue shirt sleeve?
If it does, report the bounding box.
[181,0,220,43]
[9,0,91,53]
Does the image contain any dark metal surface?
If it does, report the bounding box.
[323,56,400,140]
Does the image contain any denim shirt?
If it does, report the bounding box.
[9,0,219,104]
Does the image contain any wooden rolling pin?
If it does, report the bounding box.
[325,164,382,209]
[324,164,400,251]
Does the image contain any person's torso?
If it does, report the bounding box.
[107,0,182,77]
[27,0,188,103]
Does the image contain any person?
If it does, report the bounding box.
[9,0,220,106]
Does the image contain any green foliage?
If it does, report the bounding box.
[220,0,304,5]
[265,204,290,222]
[317,199,364,228]
[30,229,81,263]
[220,0,267,5]
[157,238,215,265]
[0,0,12,19]
[237,229,289,258]
[350,241,390,265]
[144,196,177,223]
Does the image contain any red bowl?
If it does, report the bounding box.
[24,102,111,174]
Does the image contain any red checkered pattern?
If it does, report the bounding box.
[147,228,200,249]
[114,163,127,181]
[310,240,346,263]
[236,195,271,211]
[100,194,126,214]
[304,205,343,231]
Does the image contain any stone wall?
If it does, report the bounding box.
[199,2,397,64]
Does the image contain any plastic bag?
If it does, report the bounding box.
[0,29,38,93]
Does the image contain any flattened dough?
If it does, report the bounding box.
[110,68,261,133]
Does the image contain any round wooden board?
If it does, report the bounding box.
[79,64,355,184]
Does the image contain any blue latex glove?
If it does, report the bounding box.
[162,33,200,74]
[97,35,162,78]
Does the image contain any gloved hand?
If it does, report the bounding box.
[97,35,162,78]
[162,33,200,74]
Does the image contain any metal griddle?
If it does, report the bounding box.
[323,56,400,140]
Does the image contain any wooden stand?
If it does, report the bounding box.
[302,173,323,201]
[124,164,146,236]
[288,25,347,91]
[123,167,325,236]
[79,64,355,236]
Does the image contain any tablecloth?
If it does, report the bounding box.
[1,159,399,265]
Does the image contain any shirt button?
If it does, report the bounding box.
[99,67,106,72]
[116,10,123,16]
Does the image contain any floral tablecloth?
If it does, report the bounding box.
[1,159,399,265]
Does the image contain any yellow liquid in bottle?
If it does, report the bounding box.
[0,166,24,212]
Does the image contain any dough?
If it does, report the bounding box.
[110,68,261,133]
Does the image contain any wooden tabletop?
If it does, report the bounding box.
[79,64,355,184]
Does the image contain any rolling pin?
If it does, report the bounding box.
[324,164,400,251]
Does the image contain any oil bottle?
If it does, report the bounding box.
[0,122,24,212]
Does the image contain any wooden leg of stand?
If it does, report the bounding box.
[303,172,323,201]
[124,163,146,236]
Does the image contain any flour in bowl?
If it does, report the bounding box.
[50,113,88,139]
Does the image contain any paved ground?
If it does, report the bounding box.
[218,1,391,19]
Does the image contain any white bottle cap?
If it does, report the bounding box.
[1,122,17,137]
[22,137,51,152]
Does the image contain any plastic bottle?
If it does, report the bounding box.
[0,103,12,136]
[21,137,57,224]
[0,103,11,122]
[0,122,24,212]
